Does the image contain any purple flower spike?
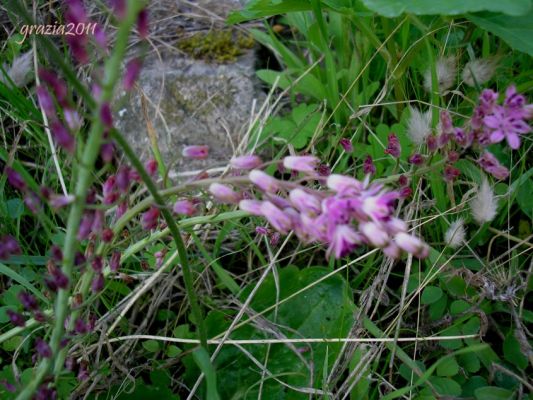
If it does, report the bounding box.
[50,121,76,153]
[141,207,159,230]
[7,310,25,327]
[38,69,67,103]
[123,58,142,90]
[36,86,56,118]
[283,155,319,173]
[19,292,38,311]
[173,199,196,216]
[137,8,149,39]
[260,201,292,234]
[477,151,509,180]
[182,145,209,160]
[100,103,113,128]
[230,155,263,170]
[110,251,121,272]
[35,337,52,358]
[5,167,26,192]
[249,170,279,193]
[363,155,376,175]
[384,134,401,158]
[209,183,241,204]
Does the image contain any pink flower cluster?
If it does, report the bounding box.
[210,155,429,259]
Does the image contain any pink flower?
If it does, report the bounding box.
[249,170,279,193]
[326,225,362,258]
[283,156,319,173]
[137,8,149,39]
[230,155,262,170]
[360,222,389,247]
[361,191,399,222]
[50,121,76,153]
[439,110,454,135]
[326,174,362,196]
[260,201,292,234]
[209,183,240,204]
[173,199,196,216]
[145,158,158,176]
[36,86,55,118]
[239,199,263,216]
[477,151,509,180]
[339,138,353,152]
[289,189,321,215]
[394,232,429,258]
[64,108,82,132]
[5,167,26,191]
[182,145,209,159]
[483,105,530,149]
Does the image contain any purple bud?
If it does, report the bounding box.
[115,201,128,220]
[123,58,142,90]
[74,251,87,267]
[110,251,121,272]
[394,232,429,258]
[408,153,424,165]
[289,189,321,215]
[439,110,454,135]
[443,165,461,182]
[317,164,331,176]
[18,292,38,311]
[339,138,353,152]
[91,256,103,273]
[63,108,82,132]
[137,8,149,39]
[1,380,16,393]
[5,167,26,191]
[77,212,93,241]
[0,235,21,259]
[208,183,240,204]
[384,134,401,158]
[399,186,412,199]
[65,357,76,371]
[249,170,279,193]
[50,121,76,153]
[230,155,263,170]
[74,318,89,334]
[283,155,319,173]
[145,158,158,176]
[426,135,438,152]
[91,210,104,236]
[50,245,63,262]
[39,69,67,103]
[24,191,41,214]
[173,199,196,216]
[116,166,131,192]
[447,151,460,163]
[100,142,115,163]
[363,155,376,175]
[239,199,263,216]
[260,201,292,234]
[7,310,25,327]
[46,264,69,290]
[141,207,159,230]
[49,194,75,209]
[36,86,56,118]
[182,145,209,160]
[35,385,57,400]
[255,226,268,235]
[35,337,52,358]
[102,228,114,243]
[477,151,509,180]
[100,103,113,128]
[91,273,104,293]
[34,311,46,323]
[77,361,89,381]
[360,222,389,248]
[111,0,126,18]
[66,34,89,64]
[269,232,281,247]
[103,176,119,205]
[93,24,107,49]
[64,0,87,24]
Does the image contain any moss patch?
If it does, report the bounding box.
[176,29,254,63]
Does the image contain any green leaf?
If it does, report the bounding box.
[516,177,533,218]
[192,348,221,400]
[228,0,312,24]
[166,345,182,358]
[361,0,531,17]
[503,332,528,369]
[474,386,515,400]
[468,10,533,56]
[0,263,49,303]
[429,376,462,396]
[421,286,443,305]
[2,336,22,352]
[450,300,470,315]
[436,356,459,377]
[6,198,24,219]
[142,340,160,353]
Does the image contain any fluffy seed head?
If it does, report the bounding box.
[462,58,497,87]
[424,56,456,93]
[470,177,498,225]
[445,219,466,249]
[407,107,432,145]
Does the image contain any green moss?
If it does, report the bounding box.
[176,29,254,63]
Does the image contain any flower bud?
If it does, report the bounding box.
[182,145,208,160]
[283,155,318,173]
[230,155,262,170]
[209,183,240,204]
[249,170,279,193]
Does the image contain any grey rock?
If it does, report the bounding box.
[115,0,262,173]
